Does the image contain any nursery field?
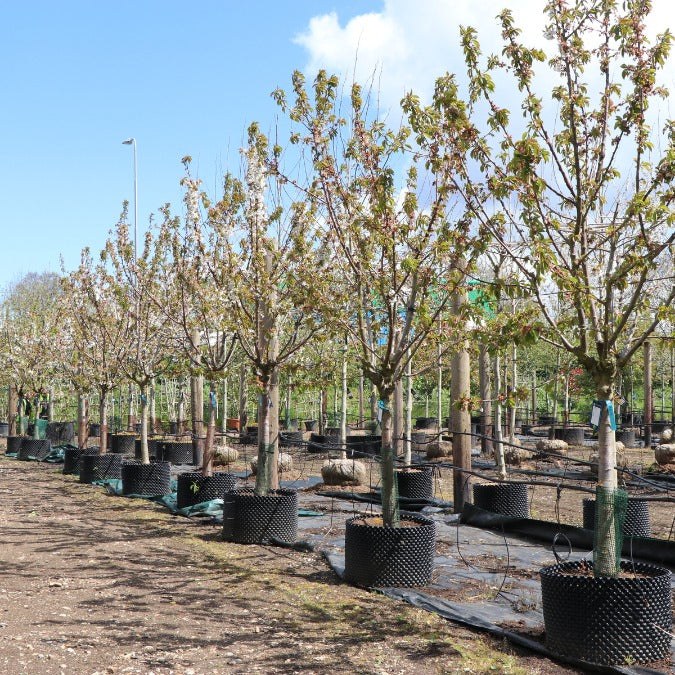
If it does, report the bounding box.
[0,429,673,674]
[0,444,588,675]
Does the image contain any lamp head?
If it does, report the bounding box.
[122,138,134,145]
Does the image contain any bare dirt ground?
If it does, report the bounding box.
[0,430,672,675]
[0,447,582,675]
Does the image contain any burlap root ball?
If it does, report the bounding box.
[321,459,367,486]
[213,445,238,465]
[535,439,569,456]
[589,441,625,453]
[426,439,453,459]
[655,443,675,466]
[660,427,673,443]
[250,452,293,475]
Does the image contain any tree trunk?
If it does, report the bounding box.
[509,343,517,433]
[177,379,186,434]
[8,385,17,436]
[643,341,652,447]
[358,370,364,426]
[404,357,412,464]
[379,391,399,528]
[550,351,561,438]
[255,373,280,496]
[437,339,443,429]
[493,353,506,479]
[593,378,619,577]
[531,370,537,426]
[479,344,493,456]
[393,376,403,458]
[127,383,135,431]
[150,377,157,433]
[671,347,674,424]
[451,335,472,512]
[340,346,348,459]
[100,389,109,454]
[238,362,247,432]
[139,382,150,464]
[191,372,204,469]
[203,381,217,476]
[221,377,228,434]
[47,387,54,422]
[77,394,89,450]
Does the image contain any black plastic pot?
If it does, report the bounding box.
[616,429,636,447]
[168,421,178,435]
[279,431,303,447]
[63,446,100,475]
[307,433,327,453]
[121,461,172,496]
[18,439,52,461]
[6,435,23,454]
[89,423,101,437]
[473,482,530,518]
[540,559,672,665]
[553,427,586,444]
[239,431,258,445]
[415,417,438,430]
[346,434,381,458]
[222,488,297,544]
[582,498,651,537]
[159,441,193,464]
[110,434,136,455]
[46,421,75,444]
[396,467,433,500]
[0,422,8,437]
[176,471,237,509]
[79,453,123,483]
[344,514,436,587]
[304,420,318,432]
[134,438,161,460]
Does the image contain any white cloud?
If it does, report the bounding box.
[295,0,675,114]
[294,0,549,111]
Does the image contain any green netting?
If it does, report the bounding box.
[592,486,627,576]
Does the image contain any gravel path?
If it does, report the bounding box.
[0,457,575,674]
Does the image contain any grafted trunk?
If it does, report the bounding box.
[255,372,280,496]
[479,345,493,456]
[203,381,217,476]
[643,341,652,447]
[379,391,399,528]
[99,389,109,454]
[8,385,17,436]
[77,394,89,450]
[404,358,413,464]
[139,382,150,464]
[393,377,403,458]
[593,373,619,577]
[452,290,472,511]
[191,369,204,469]
[493,354,506,479]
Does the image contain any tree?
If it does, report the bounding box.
[61,249,130,453]
[405,0,675,574]
[275,71,483,525]
[195,124,327,495]
[157,160,239,475]
[103,210,173,463]
[1,273,63,437]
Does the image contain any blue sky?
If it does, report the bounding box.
[2,0,674,292]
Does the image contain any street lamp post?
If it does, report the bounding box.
[122,138,138,259]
